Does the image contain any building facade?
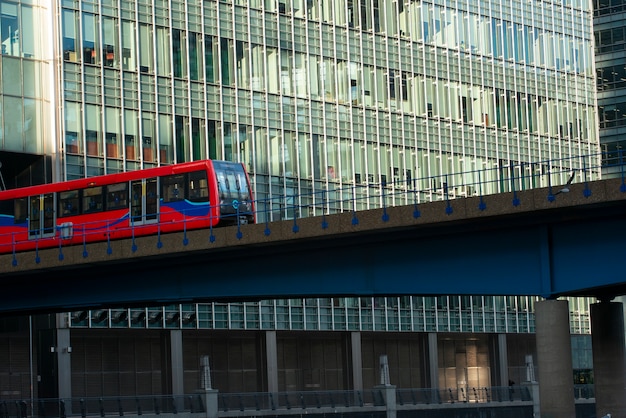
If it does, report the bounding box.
[1,296,594,399]
[594,0,626,175]
[0,0,600,402]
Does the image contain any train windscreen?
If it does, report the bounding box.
[213,161,253,223]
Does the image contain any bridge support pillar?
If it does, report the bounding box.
[535,299,575,418]
[591,300,626,418]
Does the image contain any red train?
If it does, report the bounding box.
[0,160,255,254]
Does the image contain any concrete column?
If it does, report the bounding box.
[351,332,363,390]
[265,331,278,392]
[427,333,439,389]
[535,299,575,418]
[591,301,626,418]
[170,330,184,396]
[56,324,72,400]
[497,333,510,386]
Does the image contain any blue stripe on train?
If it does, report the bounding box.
[0,200,211,234]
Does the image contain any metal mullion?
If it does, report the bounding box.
[216,3,227,163]
[185,0,194,163]
[312,16,325,213]
[259,10,273,219]
[115,0,128,166]
[277,9,288,218]
[317,298,322,330]
[416,6,432,201]
[197,2,210,163]
[386,1,402,207]
[289,9,304,212]
[243,3,254,173]
[519,4,533,170]
[453,12,469,194]
[358,22,371,210]
[470,296,475,333]
[96,1,109,171]
[409,296,415,332]
[530,0,544,171]
[77,7,89,172]
[230,1,242,166]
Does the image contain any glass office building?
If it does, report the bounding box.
[595,0,626,176]
[0,0,598,401]
[0,0,599,204]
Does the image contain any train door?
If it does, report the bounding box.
[130,177,159,225]
[28,193,55,238]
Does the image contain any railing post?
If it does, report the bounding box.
[376,385,397,418]
[522,381,540,417]
[199,389,218,418]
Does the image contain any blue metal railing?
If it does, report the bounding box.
[2,151,623,259]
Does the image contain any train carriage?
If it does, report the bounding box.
[0,160,254,254]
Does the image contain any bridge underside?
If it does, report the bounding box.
[1,178,626,315]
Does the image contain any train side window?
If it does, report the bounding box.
[0,199,14,218]
[82,187,104,214]
[58,190,80,217]
[14,198,27,223]
[188,171,208,202]
[106,182,128,210]
[161,174,186,203]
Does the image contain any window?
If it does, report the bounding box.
[188,171,209,202]
[82,187,104,214]
[0,199,13,218]
[14,198,27,223]
[106,183,128,210]
[161,174,186,202]
[58,190,80,217]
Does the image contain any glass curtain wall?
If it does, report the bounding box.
[57,0,598,220]
[0,0,50,155]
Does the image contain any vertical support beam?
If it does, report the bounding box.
[376,384,397,418]
[56,320,72,400]
[591,301,626,418]
[535,299,575,418]
[201,389,219,418]
[351,332,363,390]
[170,330,184,396]
[265,331,278,392]
[497,334,510,386]
[428,333,439,389]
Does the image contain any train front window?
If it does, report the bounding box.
[213,161,251,203]
[82,187,103,214]
[161,174,186,203]
[188,171,208,202]
[58,190,80,217]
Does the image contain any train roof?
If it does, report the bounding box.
[0,160,223,200]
